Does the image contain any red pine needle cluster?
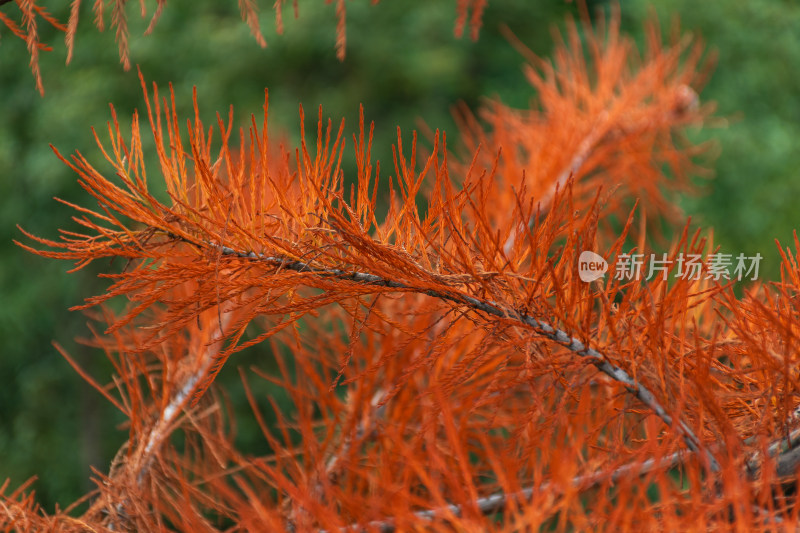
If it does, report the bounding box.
[6,7,800,533]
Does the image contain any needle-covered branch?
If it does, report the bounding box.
[2,0,489,94]
[10,10,800,532]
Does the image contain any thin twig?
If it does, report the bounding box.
[503,113,608,255]
[332,450,687,532]
[101,306,233,530]
[336,424,800,532]
[747,425,800,480]
[324,389,387,476]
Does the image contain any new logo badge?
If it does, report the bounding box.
[578,251,608,282]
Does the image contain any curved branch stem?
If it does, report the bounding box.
[199,239,720,473]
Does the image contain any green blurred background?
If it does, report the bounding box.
[0,0,798,510]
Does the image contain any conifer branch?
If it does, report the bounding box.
[194,237,720,473]
[136,308,232,481]
[339,424,800,532]
[335,450,689,532]
[86,306,233,530]
[14,7,800,530]
[7,1,490,94]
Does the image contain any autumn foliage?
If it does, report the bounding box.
[0,0,487,94]
[6,4,800,532]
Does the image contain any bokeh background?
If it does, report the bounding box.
[1,0,798,509]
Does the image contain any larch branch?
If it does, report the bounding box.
[333,450,688,532]
[189,237,720,473]
[336,422,800,531]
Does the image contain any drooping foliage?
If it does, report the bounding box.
[0,0,488,94]
[5,5,800,533]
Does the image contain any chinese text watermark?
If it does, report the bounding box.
[578,251,762,284]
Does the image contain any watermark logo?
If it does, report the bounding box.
[579,251,763,283]
[578,251,608,282]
